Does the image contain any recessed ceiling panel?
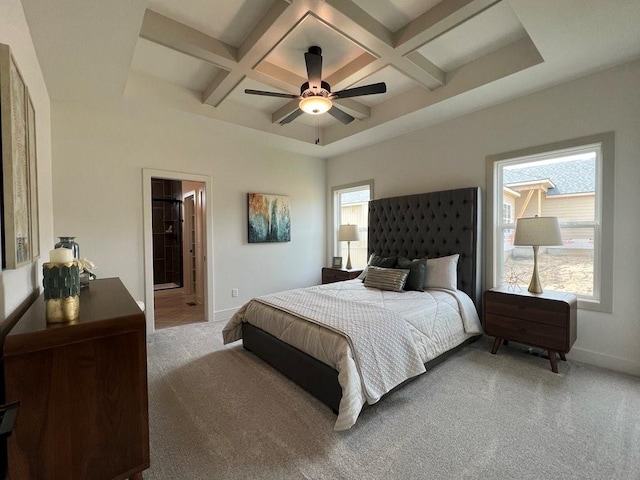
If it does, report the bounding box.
[147,0,275,47]
[417,1,527,72]
[352,0,444,32]
[345,66,417,107]
[131,38,221,92]
[263,15,367,82]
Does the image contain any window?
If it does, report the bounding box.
[487,133,614,312]
[332,181,372,269]
[502,203,513,224]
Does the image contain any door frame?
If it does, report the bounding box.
[142,168,214,336]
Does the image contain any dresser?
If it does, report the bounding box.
[321,267,363,284]
[484,286,577,373]
[2,278,149,479]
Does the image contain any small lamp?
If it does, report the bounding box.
[513,216,563,293]
[338,224,360,270]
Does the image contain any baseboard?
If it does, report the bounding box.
[569,347,640,377]
[214,307,239,323]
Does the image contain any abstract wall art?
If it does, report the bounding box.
[248,193,291,243]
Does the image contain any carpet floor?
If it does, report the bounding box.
[145,321,640,480]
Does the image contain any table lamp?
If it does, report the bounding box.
[513,216,563,293]
[338,224,360,270]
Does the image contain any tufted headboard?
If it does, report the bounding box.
[368,187,482,310]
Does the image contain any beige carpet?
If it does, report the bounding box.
[145,321,640,480]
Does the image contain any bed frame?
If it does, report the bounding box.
[243,187,482,413]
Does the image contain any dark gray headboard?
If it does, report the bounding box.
[368,187,482,310]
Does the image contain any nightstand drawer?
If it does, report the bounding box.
[322,268,363,284]
[323,270,349,282]
[485,313,568,352]
[485,295,568,328]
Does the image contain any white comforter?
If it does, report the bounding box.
[223,280,482,430]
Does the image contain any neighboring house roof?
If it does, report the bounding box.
[504,158,595,195]
[341,189,370,205]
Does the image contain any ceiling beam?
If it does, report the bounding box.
[394,0,502,55]
[332,98,370,119]
[317,0,445,90]
[324,52,377,91]
[139,10,237,70]
[254,61,306,91]
[203,0,315,107]
[272,100,300,124]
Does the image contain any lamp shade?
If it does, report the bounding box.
[513,216,563,246]
[338,224,360,242]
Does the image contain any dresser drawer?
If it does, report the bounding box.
[485,313,568,352]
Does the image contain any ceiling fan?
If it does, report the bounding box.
[244,46,386,125]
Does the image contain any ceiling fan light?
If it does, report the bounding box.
[299,96,332,115]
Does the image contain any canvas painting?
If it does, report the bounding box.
[248,193,291,243]
[0,43,35,268]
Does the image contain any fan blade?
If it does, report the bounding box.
[328,106,354,125]
[244,89,298,99]
[304,50,323,90]
[279,108,304,125]
[332,82,386,99]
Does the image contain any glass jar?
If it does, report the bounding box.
[55,236,80,260]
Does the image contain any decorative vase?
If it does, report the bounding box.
[43,260,80,323]
[55,236,80,259]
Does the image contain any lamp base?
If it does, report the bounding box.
[345,241,352,270]
[527,245,544,294]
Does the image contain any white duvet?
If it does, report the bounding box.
[223,279,482,431]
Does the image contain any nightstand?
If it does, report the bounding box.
[484,286,577,373]
[322,267,363,284]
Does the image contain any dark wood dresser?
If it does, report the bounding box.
[484,286,577,373]
[2,278,149,479]
[321,267,363,284]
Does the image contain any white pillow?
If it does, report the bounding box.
[425,254,459,291]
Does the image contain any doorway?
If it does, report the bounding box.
[143,169,214,336]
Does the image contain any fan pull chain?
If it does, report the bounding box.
[315,117,320,145]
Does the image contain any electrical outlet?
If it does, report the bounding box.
[232,288,239,297]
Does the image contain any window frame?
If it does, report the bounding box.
[486,133,614,312]
[331,180,373,268]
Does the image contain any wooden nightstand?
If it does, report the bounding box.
[484,286,577,373]
[322,267,363,284]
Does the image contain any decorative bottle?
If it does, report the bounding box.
[55,236,80,260]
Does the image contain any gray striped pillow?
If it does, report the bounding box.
[363,266,410,292]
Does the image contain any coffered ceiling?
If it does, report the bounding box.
[20,0,640,157]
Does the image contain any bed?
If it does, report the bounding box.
[223,187,482,430]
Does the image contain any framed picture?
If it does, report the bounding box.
[0,43,35,269]
[248,193,291,243]
[332,256,342,268]
[27,91,39,259]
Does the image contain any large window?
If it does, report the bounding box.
[487,133,614,312]
[332,181,372,269]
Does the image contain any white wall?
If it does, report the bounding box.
[51,100,325,321]
[0,0,54,318]
[327,59,640,375]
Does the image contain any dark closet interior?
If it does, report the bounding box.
[152,178,183,290]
